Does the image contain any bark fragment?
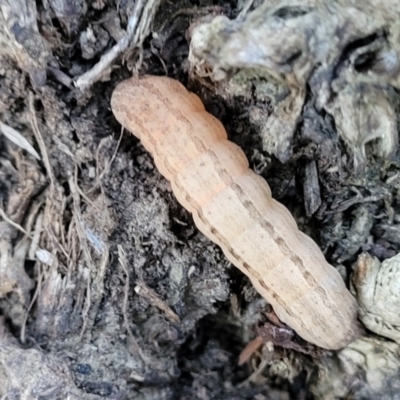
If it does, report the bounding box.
[189,1,400,167]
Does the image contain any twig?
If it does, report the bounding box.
[0,207,33,239]
[67,177,105,338]
[118,245,149,363]
[28,93,55,190]
[238,357,269,387]
[87,128,124,195]
[20,260,44,344]
[28,210,44,260]
[98,130,124,181]
[237,0,255,19]
[326,191,388,214]
[0,121,40,160]
[74,0,161,90]
[134,281,181,323]
[47,67,72,88]
[28,97,71,263]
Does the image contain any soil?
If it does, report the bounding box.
[0,1,400,399]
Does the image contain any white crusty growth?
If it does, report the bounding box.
[352,252,400,344]
[111,75,360,349]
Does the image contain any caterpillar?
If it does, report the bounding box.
[111,75,360,350]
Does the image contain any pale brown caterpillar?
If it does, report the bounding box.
[111,75,360,350]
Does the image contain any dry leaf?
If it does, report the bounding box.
[0,121,40,160]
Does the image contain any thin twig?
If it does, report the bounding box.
[238,357,269,387]
[237,0,255,19]
[98,130,124,181]
[47,67,72,88]
[118,245,149,363]
[28,93,55,191]
[0,208,33,239]
[0,120,40,160]
[20,260,44,344]
[74,0,161,90]
[67,177,98,338]
[86,128,124,195]
[134,281,181,323]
